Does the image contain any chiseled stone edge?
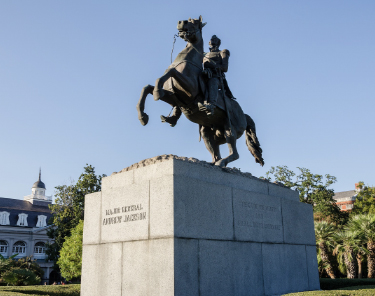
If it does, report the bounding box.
[111,154,293,191]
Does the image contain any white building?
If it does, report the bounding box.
[0,170,55,284]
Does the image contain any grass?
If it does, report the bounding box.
[0,280,374,296]
[0,284,80,296]
[285,285,375,296]
[284,279,375,296]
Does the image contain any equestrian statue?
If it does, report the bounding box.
[136,16,264,168]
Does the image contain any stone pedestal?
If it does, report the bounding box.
[81,156,320,296]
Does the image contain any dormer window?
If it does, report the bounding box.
[0,211,10,225]
[17,213,28,227]
[36,215,47,228]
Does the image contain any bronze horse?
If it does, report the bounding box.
[136,16,264,168]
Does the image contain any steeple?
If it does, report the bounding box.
[32,168,46,189]
[24,168,51,206]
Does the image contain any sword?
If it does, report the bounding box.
[217,68,232,136]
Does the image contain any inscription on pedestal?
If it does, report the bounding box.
[237,201,282,231]
[233,190,283,243]
[100,183,149,243]
[103,204,147,226]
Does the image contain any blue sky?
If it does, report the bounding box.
[1,1,374,200]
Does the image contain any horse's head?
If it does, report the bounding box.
[177,15,206,43]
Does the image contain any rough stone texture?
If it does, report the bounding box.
[306,245,321,290]
[150,176,174,239]
[81,156,319,296]
[122,239,175,296]
[173,175,233,240]
[81,243,122,296]
[262,244,309,296]
[268,182,299,201]
[82,192,101,245]
[199,240,264,296]
[282,199,316,245]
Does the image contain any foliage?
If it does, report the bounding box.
[1,268,40,286]
[351,183,375,215]
[333,229,367,279]
[349,214,375,278]
[263,166,347,224]
[0,255,43,286]
[57,220,84,281]
[46,164,105,268]
[315,221,337,278]
[0,284,80,296]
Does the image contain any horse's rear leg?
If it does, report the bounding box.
[201,126,221,163]
[215,129,239,168]
[137,84,154,126]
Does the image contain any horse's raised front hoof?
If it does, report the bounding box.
[139,113,149,126]
[153,89,165,101]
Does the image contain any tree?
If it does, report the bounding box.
[333,229,365,279]
[46,164,105,268]
[263,166,348,224]
[314,221,337,279]
[349,214,375,278]
[347,215,370,278]
[351,183,375,215]
[57,220,83,281]
[0,255,43,286]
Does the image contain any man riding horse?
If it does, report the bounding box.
[137,16,264,168]
[161,35,234,126]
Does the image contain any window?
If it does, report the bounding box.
[17,213,28,226]
[0,240,8,255]
[0,212,10,225]
[12,241,26,255]
[36,215,47,228]
[34,242,46,254]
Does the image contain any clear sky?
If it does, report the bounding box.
[1,1,374,200]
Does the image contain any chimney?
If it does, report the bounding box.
[355,183,360,190]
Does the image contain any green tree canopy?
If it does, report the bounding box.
[351,182,375,215]
[0,255,43,286]
[57,220,84,281]
[263,166,347,224]
[46,164,105,268]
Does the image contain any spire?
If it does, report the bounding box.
[32,168,46,189]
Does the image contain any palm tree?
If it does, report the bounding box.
[349,214,375,278]
[333,229,366,279]
[315,221,336,278]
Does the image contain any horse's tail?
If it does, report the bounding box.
[245,114,264,166]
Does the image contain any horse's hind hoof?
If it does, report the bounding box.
[153,89,165,101]
[214,159,227,168]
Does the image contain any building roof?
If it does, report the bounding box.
[333,190,357,202]
[0,197,52,228]
[0,197,51,213]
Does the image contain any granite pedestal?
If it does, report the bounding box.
[81,156,320,296]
